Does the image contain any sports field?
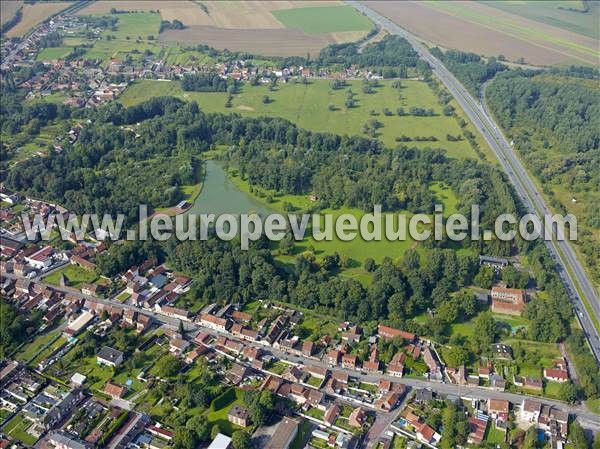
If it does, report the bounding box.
[120,79,478,159]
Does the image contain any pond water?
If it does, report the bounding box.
[185,160,274,217]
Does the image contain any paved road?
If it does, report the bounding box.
[7,273,598,427]
[347,1,600,363]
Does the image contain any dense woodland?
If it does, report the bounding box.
[486,70,600,282]
[430,48,507,95]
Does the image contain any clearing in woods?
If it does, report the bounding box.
[367,0,598,66]
[119,79,479,159]
[4,1,72,38]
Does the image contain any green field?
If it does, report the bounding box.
[119,79,479,159]
[37,46,73,61]
[482,0,598,39]
[272,5,373,34]
[79,12,162,64]
[44,264,99,288]
[3,414,38,446]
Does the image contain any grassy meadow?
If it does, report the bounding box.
[120,79,479,159]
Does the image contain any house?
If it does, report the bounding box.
[414,388,433,403]
[282,366,303,383]
[25,246,54,269]
[342,354,357,370]
[377,324,416,342]
[324,404,340,426]
[81,283,101,297]
[490,374,506,391]
[199,313,230,331]
[362,359,380,373]
[96,346,124,367]
[423,347,443,381]
[302,340,315,357]
[375,391,401,411]
[488,399,509,422]
[228,405,250,427]
[288,384,308,405]
[349,407,367,428]
[70,373,86,388]
[64,311,94,337]
[147,425,174,441]
[169,337,189,354]
[265,417,299,449]
[479,255,509,269]
[242,346,262,362]
[491,286,526,316]
[327,349,341,366]
[544,368,569,383]
[521,399,541,422]
[468,417,488,445]
[104,381,126,398]
[306,389,325,409]
[306,365,328,379]
[43,431,92,449]
[415,423,441,445]
[158,305,191,322]
[232,311,252,323]
[225,363,249,385]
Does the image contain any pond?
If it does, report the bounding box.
[185,160,274,217]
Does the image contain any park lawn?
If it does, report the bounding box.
[16,329,60,362]
[306,375,323,388]
[206,388,245,436]
[44,264,99,288]
[272,5,373,34]
[404,356,428,377]
[119,79,479,159]
[3,413,38,446]
[36,46,73,61]
[391,435,407,449]
[484,422,506,444]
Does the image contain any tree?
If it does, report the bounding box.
[443,345,471,367]
[472,311,498,353]
[173,427,197,449]
[187,415,211,442]
[363,258,376,272]
[558,381,577,403]
[155,355,182,378]
[210,424,222,440]
[231,431,252,449]
[262,95,270,104]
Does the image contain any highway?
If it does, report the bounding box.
[347,1,600,363]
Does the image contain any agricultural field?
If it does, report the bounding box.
[4,1,72,38]
[271,5,373,34]
[89,0,374,55]
[367,0,598,66]
[120,79,478,158]
[482,0,598,39]
[0,0,23,26]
